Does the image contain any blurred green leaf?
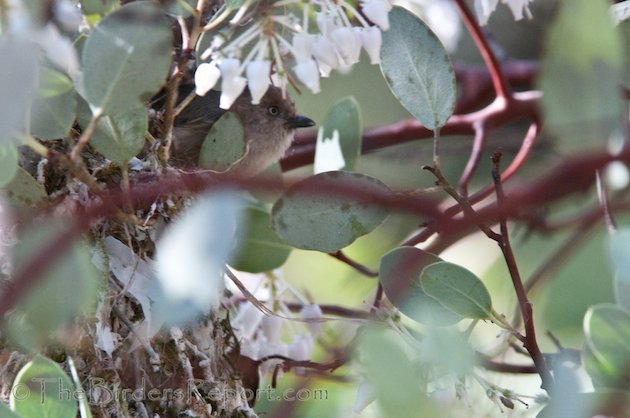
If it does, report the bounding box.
[198,111,245,170]
[0,143,19,187]
[583,343,624,389]
[30,92,77,140]
[231,204,292,273]
[30,67,77,140]
[7,222,101,349]
[583,303,630,387]
[10,355,77,418]
[81,1,172,114]
[380,6,456,130]
[0,402,21,418]
[163,0,196,17]
[80,0,117,16]
[271,171,390,252]
[90,106,147,166]
[608,228,630,310]
[0,40,38,142]
[379,246,461,325]
[420,261,492,319]
[317,97,362,171]
[358,326,436,418]
[3,166,47,206]
[536,390,630,418]
[539,0,622,143]
[620,20,630,88]
[38,67,74,98]
[421,328,476,376]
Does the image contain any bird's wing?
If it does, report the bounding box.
[174,88,226,129]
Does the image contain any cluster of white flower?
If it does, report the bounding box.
[474,0,534,26]
[194,0,393,109]
[229,273,324,375]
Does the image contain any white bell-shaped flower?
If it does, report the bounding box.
[219,58,247,109]
[474,0,499,25]
[359,26,382,64]
[312,34,339,70]
[293,59,321,94]
[246,60,271,104]
[330,27,362,66]
[300,303,323,336]
[260,314,283,344]
[288,334,314,361]
[361,0,392,31]
[292,32,313,62]
[194,62,221,96]
[504,0,532,21]
[232,303,265,339]
[315,11,337,36]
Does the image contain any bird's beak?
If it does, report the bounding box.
[286,115,315,129]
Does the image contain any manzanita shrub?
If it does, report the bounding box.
[1,0,630,417]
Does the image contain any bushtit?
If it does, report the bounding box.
[171,86,315,177]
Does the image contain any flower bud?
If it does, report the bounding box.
[293,59,321,94]
[246,60,271,104]
[194,62,220,96]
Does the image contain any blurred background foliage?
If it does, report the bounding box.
[265,0,626,416]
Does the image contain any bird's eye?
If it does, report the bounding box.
[267,106,280,116]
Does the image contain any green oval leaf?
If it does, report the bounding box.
[271,171,390,253]
[583,343,627,389]
[10,355,78,418]
[38,67,74,97]
[539,0,622,144]
[31,85,77,141]
[80,0,117,16]
[81,1,172,114]
[0,143,19,187]
[8,222,101,349]
[230,204,292,273]
[0,402,21,418]
[3,166,47,206]
[198,111,245,170]
[584,304,630,387]
[316,97,362,172]
[420,261,492,319]
[380,7,456,130]
[0,40,38,142]
[536,390,630,418]
[90,106,147,166]
[379,246,461,325]
[31,66,76,140]
[358,326,436,417]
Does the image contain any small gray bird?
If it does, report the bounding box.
[171,86,315,177]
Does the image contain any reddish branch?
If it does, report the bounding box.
[491,152,553,392]
[454,0,512,99]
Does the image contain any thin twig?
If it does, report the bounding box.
[70,110,103,161]
[329,251,378,278]
[424,165,502,242]
[596,170,618,233]
[491,151,553,393]
[459,121,486,197]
